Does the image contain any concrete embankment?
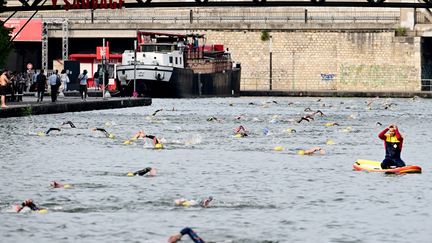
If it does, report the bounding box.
[0,96,152,118]
[241,90,432,98]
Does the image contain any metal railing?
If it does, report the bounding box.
[1,8,400,24]
[421,79,432,91]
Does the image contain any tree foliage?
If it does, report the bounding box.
[0,21,13,68]
[260,30,270,41]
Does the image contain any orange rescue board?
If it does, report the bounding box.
[353,159,422,174]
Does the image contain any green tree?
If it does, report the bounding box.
[0,21,13,68]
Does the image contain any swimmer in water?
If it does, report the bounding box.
[168,227,205,243]
[383,102,396,110]
[325,122,340,127]
[298,147,326,155]
[175,196,213,208]
[206,116,219,122]
[312,110,324,116]
[234,125,248,137]
[235,114,245,120]
[297,116,314,123]
[127,167,157,177]
[145,134,161,146]
[199,196,213,208]
[152,109,163,116]
[132,130,146,140]
[61,121,76,128]
[14,199,40,212]
[45,127,61,135]
[50,181,73,189]
[366,96,380,109]
[130,130,162,147]
[92,128,114,138]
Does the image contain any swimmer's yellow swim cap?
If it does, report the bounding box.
[234,133,242,138]
[63,184,72,189]
[37,209,48,214]
[182,201,191,207]
[274,146,284,151]
[108,134,115,139]
[123,140,131,145]
[326,139,335,145]
[37,132,45,137]
[131,137,137,141]
[298,150,305,155]
[154,143,163,149]
[127,172,134,177]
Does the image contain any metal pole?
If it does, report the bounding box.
[134,40,137,97]
[102,38,105,99]
[269,35,273,91]
[305,9,308,24]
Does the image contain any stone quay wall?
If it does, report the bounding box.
[204,30,419,92]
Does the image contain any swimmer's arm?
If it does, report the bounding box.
[94,128,109,137]
[27,202,40,211]
[16,205,24,213]
[145,135,160,144]
[45,128,61,134]
[179,227,205,243]
[134,167,152,176]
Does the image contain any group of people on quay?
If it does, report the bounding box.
[0,68,73,107]
[0,67,125,108]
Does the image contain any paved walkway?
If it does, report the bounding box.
[0,92,151,118]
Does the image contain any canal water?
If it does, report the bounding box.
[1,97,431,243]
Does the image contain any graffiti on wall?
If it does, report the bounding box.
[339,64,417,88]
[321,73,336,82]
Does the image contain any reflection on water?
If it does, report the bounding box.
[1,97,432,242]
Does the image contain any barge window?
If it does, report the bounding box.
[175,57,178,65]
[169,56,173,64]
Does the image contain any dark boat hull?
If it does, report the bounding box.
[127,68,241,98]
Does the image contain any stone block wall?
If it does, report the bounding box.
[203,30,420,92]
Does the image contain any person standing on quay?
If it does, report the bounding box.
[118,70,127,97]
[60,69,69,93]
[93,70,99,90]
[36,69,47,103]
[0,69,10,108]
[78,70,88,101]
[48,70,59,102]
